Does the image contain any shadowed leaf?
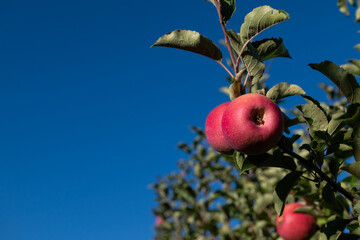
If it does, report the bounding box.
[227,30,265,85]
[309,61,360,103]
[152,30,223,62]
[252,38,291,61]
[205,0,236,23]
[274,171,302,216]
[241,153,296,172]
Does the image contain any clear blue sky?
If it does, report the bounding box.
[0,0,358,239]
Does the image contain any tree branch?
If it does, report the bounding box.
[278,144,358,204]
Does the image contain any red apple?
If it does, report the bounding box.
[221,93,284,155]
[155,216,164,226]
[276,203,317,240]
[205,102,234,154]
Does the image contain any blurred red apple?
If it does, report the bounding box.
[155,216,164,226]
[276,203,317,240]
[205,102,234,154]
[221,93,284,155]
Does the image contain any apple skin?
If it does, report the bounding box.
[276,203,317,240]
[205,102,234,154]
[221,93,284,155]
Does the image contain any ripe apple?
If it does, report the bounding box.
[276,203,317,240]
[205,102,234,154]
[155,216,164,226]
[221,93,284,155]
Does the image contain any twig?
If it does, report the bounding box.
[214,0,237,74]
[218,61,234,79]
[278,144,358,204]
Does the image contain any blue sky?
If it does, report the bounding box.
[0,0,358,239]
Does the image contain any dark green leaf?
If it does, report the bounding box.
[273,171,302,216]
[220,0,236,23]
[266,82,306,101]
[328,112,346,136]
[205,0,236,23]
[178,142,191,154]
[353,127,360,162]
[239,6,290,44]
[152,30,223,62]
[252,37,291,61]
[242,153,296,172]
[309,61,360,103]
[322,183,341,212]
[323,217,352,239]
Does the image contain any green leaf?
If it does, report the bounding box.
[293,206,317,216]
[241,153,297,172]
[322,183,341,212]
[328,112,346,136]
[341,64,360,76]
[220,0,236,23]
[226,30,265,85]
[152,30,223,62]
[233,151,245,171]
[205,0,236,23]
[252,37,291,61]
[353,127,360,162]
[296,101,328,133]
[355,43,360,52]
[338,0,350,16]
[242,44,265,86]
[341,162,360,178]
[273,171,302,216]
[266,82,306,101]
[239,6,290,44]
[356,4,360,22]
[309,61,360,104]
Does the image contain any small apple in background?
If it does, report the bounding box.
[155,216,164,226]
[221,93,284,155]
[276,203,317,240]
[205,102,234,154]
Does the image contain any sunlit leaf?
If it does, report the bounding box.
[266,82,305,101]
[152,30,223,62]
[338,0,350,16]
[239,6,290,44]
[342,64,360,76]
[296,100,328,132]
[341,162,360,178]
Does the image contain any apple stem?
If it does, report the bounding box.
[278,144,359,204]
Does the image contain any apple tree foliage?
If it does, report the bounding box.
[151,1,360,239]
